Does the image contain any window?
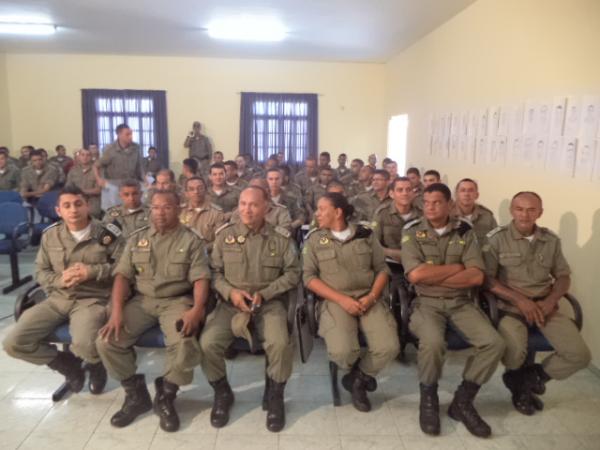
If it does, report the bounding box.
[387,114,409,174]
[81,89,169,167]
[239,93,318,165]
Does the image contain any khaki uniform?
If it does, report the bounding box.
[273,191,306,226]
[351,191,391,222]
[19,165,59,198]
[48,155,73,174]
[373,203,420,252]
[302,224,399,376]
[483,223,590,379]
[294,171,318,195]
[402,218,505,386]
[346,180,366,198]
[230,201,293,231]
[0,165,20,190]
[208,187,239,213]
[226,178,248,191]
[103,205,150,238]
[17,155,29,169]
[97,141,144,182]
[187,134,213,166]
[335,166,351,182]
[96,224,211,386]
[451,204,497,244]
[304,183,327,214]
[66,165,102,218]
[143,157,162,177]
[179,201,226,244]
[238,168,254,182]
[200,222,301,383]
[3,221,123,365]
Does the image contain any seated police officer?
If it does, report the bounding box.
[3,186,123,395]
[402,183,505,438]
[483,191,591,415]
[199,186,301,432]
[97,189,211,432]
[303,193,400,412]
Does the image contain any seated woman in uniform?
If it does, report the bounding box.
[302,192,400,412]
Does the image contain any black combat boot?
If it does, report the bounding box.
[110,374,153,428]
[153,377,180,432]
[266,378,286,432]
[419,383,440,435]
[87,362,108,395]
[502,369,536,416]
[47,351,85,393]
[448,380,492,438]
[342,366,371,412]
[209,377,234,428]
[342,361,377,393]
[527,363,551,395]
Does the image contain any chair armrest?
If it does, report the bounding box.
[14,283,43,321]
[286,285,300,333]
[563,293,583,331]
[306,291,320,337]
[397,283,413,340]
[477,291,500,327]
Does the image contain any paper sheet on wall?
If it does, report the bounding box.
[546,136,563,173]
[580,96,599,139]
[561,137,578,178]
[550,97,567,137]
[564,97,582,137]
[575,138,597,181]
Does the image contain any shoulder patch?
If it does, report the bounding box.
[486,226,505,239]
[403,218,422,230]
[354,224,373,239]
[274,225,291,238]
[99,222,122,246]
[42,221,62,233]
[215,222,234,236]
[456,218,473,237]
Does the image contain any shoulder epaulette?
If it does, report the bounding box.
[403,218,422,230]
[305,227,319,239]
[129,225,150,236]
[477,204,494,214]
[540,227,558,238]
[42,221,62,233]
[274,225,291,238]
[186,227,205,241]
[273,201,288,209]
[215,222,234,235]
[486,225,505,239]
[373,203,389,216]
[210,202,224,211]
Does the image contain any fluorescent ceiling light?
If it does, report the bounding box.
[207,16,286,42]
[0,16,56,35]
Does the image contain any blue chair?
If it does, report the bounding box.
[30,190,61,246]
[0,202,33,293]
[15,284,171,401]
[0,191,23,204]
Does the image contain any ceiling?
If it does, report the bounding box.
[0,0,476,63]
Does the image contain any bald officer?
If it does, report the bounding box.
[97,190,211,432]
[483,191,590,415]
[199,186,300,433]
[402,183,504,438]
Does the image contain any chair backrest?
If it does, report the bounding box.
[0,202,28,235]
[0,191,23,204]
[36,190,60,221]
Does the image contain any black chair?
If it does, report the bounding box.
[30,190,61,246]
[0,202,33,293]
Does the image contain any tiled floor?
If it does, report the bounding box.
[1,251,599,450]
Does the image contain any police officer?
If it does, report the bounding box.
[294,157,319,195]
[20,149,60,203]
[303,193,400,412]
[402,183,505,438]
[66,148,102,218]
[143,146,162,178]
[180,176,226,248]
[266,168,306,230]
[351,169,391,222]
[0,151,20,190]
[452,178,497,243]
[184,121,213,170]
[199,186,300,432]
[3,186,122,395]
[207,163,240,214]
[97,189,211,432]
[483,191,590,415]
[305,166,334,218]
[94,124,144,187]
[103,180,149,238]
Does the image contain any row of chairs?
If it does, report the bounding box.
[13,275,582,405]
[0,190,60,293]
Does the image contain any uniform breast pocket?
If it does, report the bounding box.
[316,249,339,274]
[262,255,283,280]
[421,244,441,265]
[446,244,464,264]
[47,248,65,271]
[131,250,152,278]
[499,253,522,272]
[354,241,373,270]
[167,252,191,279]
[83,247,106,264]
[383,226,401,247]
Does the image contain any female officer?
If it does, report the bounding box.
[302,192,400,412]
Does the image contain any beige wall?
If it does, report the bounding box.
[3,53,386,172]
[0,53,11,147]
[386,0,600,366]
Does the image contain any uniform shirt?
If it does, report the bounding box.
[143,157,162,176]
[103,205,150,238]
[0,164,20,190]
[36,220,123,300]
[207,187,239,213]
[346,179,366,198]
[66,165,101,217]
[373,203,421,250]
[180,201,226,243]
[226,178,248,191]
[451,203,498,244]
[97,141,143,182]
[303,224,390,298]
[188,135,213,161]
[334,166,351,181]
[115,224,211,299]
[304,184,327,213]
[482,222,571,312]
[19,165,59,196]
[272,191,306,225]
[230,201,293,231]
[402,218,484,299]
[351,191,391,222]
[48,155,74,175]
[294,171,318,195]
[211,221,301,302]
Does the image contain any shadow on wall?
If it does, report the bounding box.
[497,198,511,226]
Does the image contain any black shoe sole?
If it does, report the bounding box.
[110,402,153,428]
[447,404,491,438]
